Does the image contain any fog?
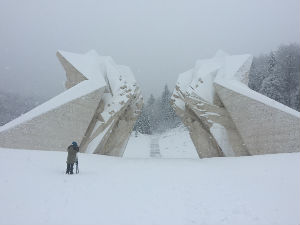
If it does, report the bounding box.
[0,0,299,99]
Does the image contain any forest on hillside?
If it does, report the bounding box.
[249,44,300,111]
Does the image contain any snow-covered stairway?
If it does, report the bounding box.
[150,135,161,158]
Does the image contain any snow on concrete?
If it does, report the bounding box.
[58,50,140,124]
[172,50,300,158]
[0,148,299,225]
[216,80,300,118]
[58,49,142,125]
[0,80,104,132]
[190,61,220,103]
[171,70,193,111]
[213,52,300,117]
[57,50,107,85]
[215,53,252,82]
[57,49,143,155]
[210,123,235,157]
[85,123,113,154]
[0,49,142,156]
[99,67,139,124]
[181,51,252,105]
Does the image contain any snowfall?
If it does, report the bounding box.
[0,125,299,225]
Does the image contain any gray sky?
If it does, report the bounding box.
[0,0,299,100]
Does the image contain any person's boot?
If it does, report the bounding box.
[66,164,70,174]
[70,164,74,174]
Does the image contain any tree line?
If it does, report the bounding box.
[134,85,181,134]
[249,43,300,111]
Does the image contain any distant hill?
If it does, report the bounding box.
[0,91,45,126]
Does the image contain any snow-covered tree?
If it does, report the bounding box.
[248,54,268,92]
[249,43,300,111]
[157,85,180,132]
[146,94,159,133]
[259,68,288,105]
[134,105,151,134]
[276,44,300,108]
[147,94,155,106]
[133,86,182,134]
[267,51,276,74]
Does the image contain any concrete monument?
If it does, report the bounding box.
[0,50,143,156]
[171,51,300,158]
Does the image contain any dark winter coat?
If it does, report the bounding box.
[67,145,79,164]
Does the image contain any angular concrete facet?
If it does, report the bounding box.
[171,51,300,158]
[215,82,300,155]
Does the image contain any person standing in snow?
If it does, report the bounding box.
[66,141,79,174]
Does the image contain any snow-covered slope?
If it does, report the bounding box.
[1,148,299,225]
[123,132,151,158]
[159,125,198,158]
[124,125,198,159]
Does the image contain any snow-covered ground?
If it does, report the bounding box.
[123,132,151,158]
[124,125,198,159]
[159,126,199,158]
[0,146,299,225]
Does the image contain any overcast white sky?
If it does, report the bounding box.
[0,0,299,99]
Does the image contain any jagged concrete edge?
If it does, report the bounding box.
[0,83,105,151]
